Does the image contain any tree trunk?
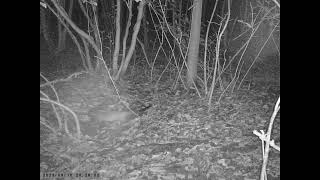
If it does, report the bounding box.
[186,0,203,88]
[115,0,145,80]
[119,0,133,73]
[40,7,55,55]
[112,0,122,76]
[143,5,149,51]
[57,0,74,54]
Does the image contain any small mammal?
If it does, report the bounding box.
[88,107,136,125]
[91,110,133,123]
[87,102,151,124]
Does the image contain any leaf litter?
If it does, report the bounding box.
[40,67,280,180]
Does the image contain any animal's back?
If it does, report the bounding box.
[88,105,136,125]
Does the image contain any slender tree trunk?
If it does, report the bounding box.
[115,0,145,80]
[40,7,55,55]
[82,37,94,71]
[112,0,122,76]
[92,4,102,62]
[187,0,203,88]
[143,5,149,51]
[51,0,101,64]
[120,0,133,72]
[57,0,73,54]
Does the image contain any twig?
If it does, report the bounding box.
[40,71,87,88]
[208,0,231,107]
[40,97,81,139]
[40,116,57,134]
[253,96,280,180]
[40,73,63,129]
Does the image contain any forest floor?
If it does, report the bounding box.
[40,49,280,180]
